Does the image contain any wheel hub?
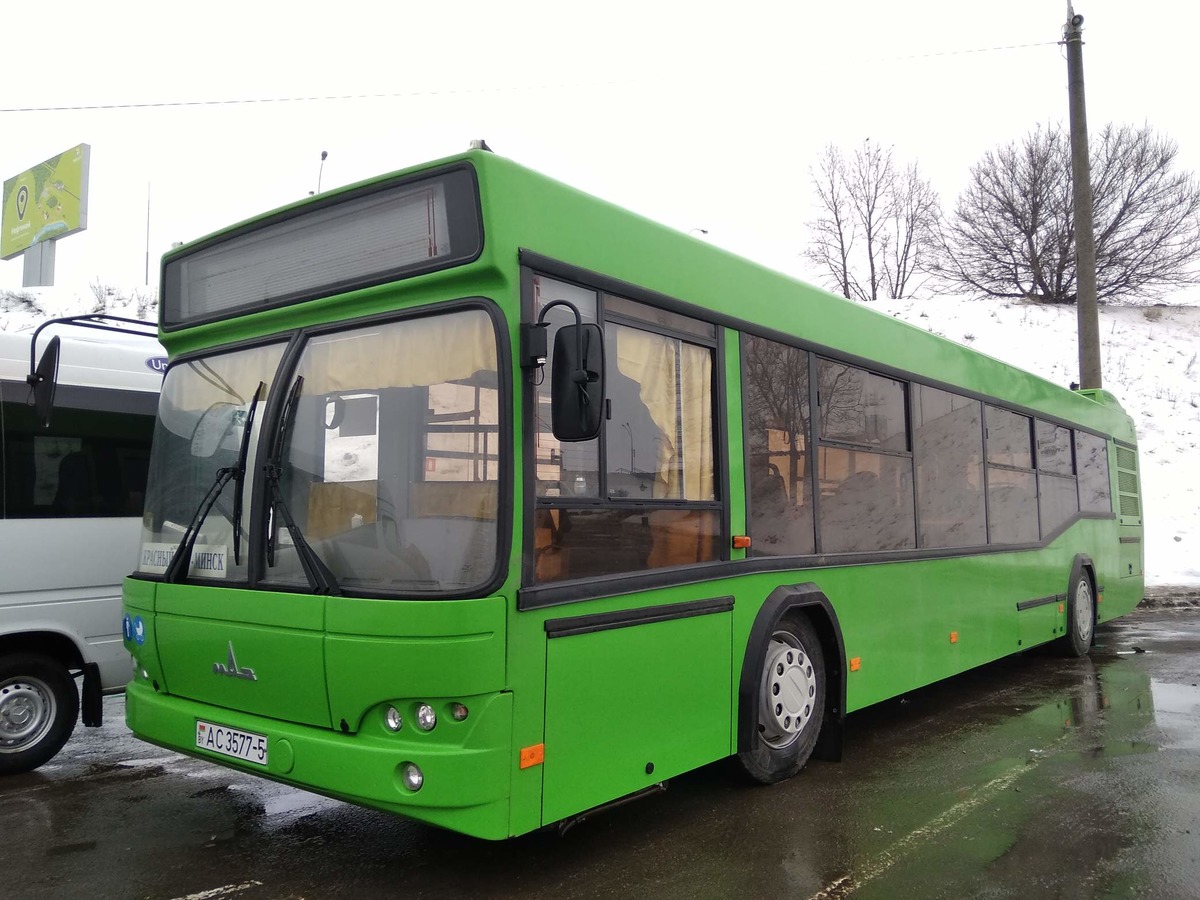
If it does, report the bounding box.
[1075,580,1094,643]
[759,636,816,748]
[0,679,55,750]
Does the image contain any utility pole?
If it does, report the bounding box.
[1064,4,1102,390]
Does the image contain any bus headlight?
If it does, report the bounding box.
[450,702,469,722]
[416,703,437,731]
[385,706,403,732]
[401,762,424,791]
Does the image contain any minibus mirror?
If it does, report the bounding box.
[191,402,240,458]
[29,336,61,429]
[551,323,605,441]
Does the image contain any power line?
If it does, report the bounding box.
[883,40,1060,62]
[0,80,629,114]
[2,41,1060,114]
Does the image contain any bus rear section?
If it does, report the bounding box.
[1,329,161,773]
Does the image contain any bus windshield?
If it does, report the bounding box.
[138,307,502,596]
[139,342,287,582]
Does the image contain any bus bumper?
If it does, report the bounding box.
[125,681,514,840]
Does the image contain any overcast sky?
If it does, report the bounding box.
[2,0,1196,297]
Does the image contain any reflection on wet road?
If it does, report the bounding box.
[4,609,1198,900]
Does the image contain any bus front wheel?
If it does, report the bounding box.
[1059,571,1096,658]
[738,615,826,784]
[0,654,79,775]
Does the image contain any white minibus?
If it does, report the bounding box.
[1,318,162,773]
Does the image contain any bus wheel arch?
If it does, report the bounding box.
[1059,554,1097,657]
[737,584,846,784]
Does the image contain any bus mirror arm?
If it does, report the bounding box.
[25,314,158,428]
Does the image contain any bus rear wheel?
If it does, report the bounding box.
[738,615,825,784]
[0,654,79,775]
[1058,571,1096,657]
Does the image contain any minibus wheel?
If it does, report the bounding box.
[0,654,79,775]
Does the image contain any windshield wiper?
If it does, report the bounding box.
[231,382,265,566]
[165,382,264,584]
[264,375,342,596]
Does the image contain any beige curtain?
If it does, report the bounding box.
[614,326,714,501]
[303,310,496,395]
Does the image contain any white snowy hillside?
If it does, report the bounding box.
[0,283,157,336]
[3,283,1195,586]
[873,296,1199,587]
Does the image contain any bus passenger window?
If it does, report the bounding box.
[985,405,1038,542]
[742,335,815,556]
[818,448,915,553]
[913,386,985,548]
[531,289,720,583]
[1076,432,1112,514]
[814,360,915,553]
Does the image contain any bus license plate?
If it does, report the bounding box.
[196,720,268,766]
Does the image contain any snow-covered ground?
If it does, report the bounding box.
[5,283,1197,586]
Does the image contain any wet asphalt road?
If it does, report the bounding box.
[4,608,1198,900]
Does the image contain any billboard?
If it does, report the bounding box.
[2,143,91,260]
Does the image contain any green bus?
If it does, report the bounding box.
[123,146,1143,840]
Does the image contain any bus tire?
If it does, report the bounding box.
[1058,568,1096,657]
[738,614,826,784]
[0,654,79,775]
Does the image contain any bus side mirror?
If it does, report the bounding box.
[551,323,605,442]
[28,336,62,429]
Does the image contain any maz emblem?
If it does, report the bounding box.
[213,641,257,681]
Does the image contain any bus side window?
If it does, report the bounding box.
[531,294,721,583]
[742,335,816,556]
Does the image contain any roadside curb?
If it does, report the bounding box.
[1138,586,1200,609]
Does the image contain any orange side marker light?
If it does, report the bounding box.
[732,535,752,550]
[519,743,545,769]
[1058,603,1065,614]
[949,631,959,644]
[849,657,862,672]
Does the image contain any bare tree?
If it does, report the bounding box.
[806,141,939,302]
[937,123,1200,304]
[806,145,856,300]
[885,163,941,300]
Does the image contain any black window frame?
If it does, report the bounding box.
[911,383,987,550]
[740,333,817,559]
[813,357,915,554]
[519,261,726,599]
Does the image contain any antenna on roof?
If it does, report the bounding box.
[469,139,493,152]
